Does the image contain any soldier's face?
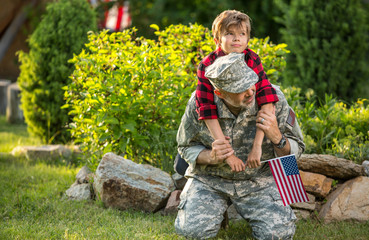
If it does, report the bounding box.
[221,85,256,109]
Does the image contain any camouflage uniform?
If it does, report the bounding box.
[175,54,305,239]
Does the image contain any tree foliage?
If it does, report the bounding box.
[276,0,369,100]
[64,24,289,171]
[129,0,284,41]
[17,0,97,143]
[284,88,369,164]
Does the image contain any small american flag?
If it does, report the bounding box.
[267,154,309,206]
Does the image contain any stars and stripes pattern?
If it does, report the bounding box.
[104,0,131,32]
[268,154,309,206]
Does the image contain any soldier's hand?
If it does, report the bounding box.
[246,146,262,168]
[210,138,234,164]
[225,154,245,172]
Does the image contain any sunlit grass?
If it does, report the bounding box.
[0,116,42,153]
[0,156,183,239]
[0,116,368,239]
[1,156,368,239]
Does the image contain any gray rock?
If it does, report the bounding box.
[66,182,92,201]
[171,173,187,190]
[291,193,316,211]
[11,145,73,160]
[93,152,175,213]
[76,166,93,184]
[319,176,369,223]
[298,154,365,180]
[362,161,369,176]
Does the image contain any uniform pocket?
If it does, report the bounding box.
[269,188,282,201]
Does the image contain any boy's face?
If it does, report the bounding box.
[215,23,248,54]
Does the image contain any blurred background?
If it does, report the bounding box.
[2,1,368,94]
[1,0,368,171]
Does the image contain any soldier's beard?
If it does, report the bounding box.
[223,96,256,115]
[240,97,256,110]
[224,96,255,109]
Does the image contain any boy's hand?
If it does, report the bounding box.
[257,106,283,145]
[225,154,246,172]
[246,146,262,168]
[210,137,234,164]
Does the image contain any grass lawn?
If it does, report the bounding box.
[0,116,42,153]
[1,156,369,239]
[1,116,369,239]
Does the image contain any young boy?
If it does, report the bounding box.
[196,10,279,171]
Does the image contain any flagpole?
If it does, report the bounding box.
[259,154,296,163]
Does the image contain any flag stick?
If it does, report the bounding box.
[259,154,296,163]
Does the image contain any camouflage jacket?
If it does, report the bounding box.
[177,85,305,188]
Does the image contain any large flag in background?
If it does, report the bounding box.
[87,0,132,31]
[104,0,132,31]
[267,154,309,206]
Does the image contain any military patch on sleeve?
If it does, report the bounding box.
[287,108,295,127]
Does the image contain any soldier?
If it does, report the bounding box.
[175,52,305,239]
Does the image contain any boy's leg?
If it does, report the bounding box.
[175,178,229,239]
[232,185,296,240]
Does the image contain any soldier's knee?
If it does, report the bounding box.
[175,211,219,239]
[252,222,296,240]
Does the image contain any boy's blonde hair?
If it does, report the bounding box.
[212,10,251,42]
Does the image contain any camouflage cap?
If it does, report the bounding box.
[205,52,258,93]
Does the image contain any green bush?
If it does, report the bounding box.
[248,37,289,83]
[284,88,369,164]
[18,0,97,143]
[277,0,369,100]
[64,23,289,171]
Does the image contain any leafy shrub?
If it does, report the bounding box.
[18,0,97,143]
[277,0,369,100]
[284,88,369,164]
[64,23,289,171]
[248,37,289,83]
